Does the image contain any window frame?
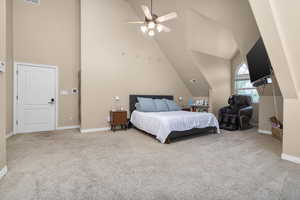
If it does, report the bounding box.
[234,63,259,103]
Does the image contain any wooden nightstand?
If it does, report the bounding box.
[110,111,128,131]
[182,107,191,112]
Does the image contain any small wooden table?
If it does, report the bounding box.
[110,110,128,131]
[182,107,191,112]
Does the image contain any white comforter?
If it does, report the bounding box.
[130,111,220,143]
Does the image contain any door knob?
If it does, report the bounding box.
[48,98,55,104]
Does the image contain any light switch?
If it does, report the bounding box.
[0,61,5,72]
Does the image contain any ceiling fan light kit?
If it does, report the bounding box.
[148,21,156,29]
[148,30,155,37]
[141,25,148,33]
[156,24,163,32]
[128,0,178,37]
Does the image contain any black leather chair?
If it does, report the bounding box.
[218,95,253,131]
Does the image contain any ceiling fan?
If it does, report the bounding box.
[128,0,178,36]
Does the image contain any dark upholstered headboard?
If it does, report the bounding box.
[129,95,173,116]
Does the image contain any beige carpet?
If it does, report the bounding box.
[0,128,300,200]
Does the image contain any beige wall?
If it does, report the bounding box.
[249,0,300,158]
[248,0,297,99]
[283,98,300,158]
[269,1,300,91]
[185,9,232,116]
[6,0,81,132]
[186,9,238,60]
[81,0,192,129]
[269,0,300,158]
[258,96,283,132]
[0,0,7,170]
[192,52,231,116]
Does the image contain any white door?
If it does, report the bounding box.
[15,63,57,133]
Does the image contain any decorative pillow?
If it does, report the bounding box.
[135,103,142,111]
[164,99,182,111]
[137,97,157,112]
[154,99,169,112]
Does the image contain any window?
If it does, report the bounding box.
[235,64,259,103]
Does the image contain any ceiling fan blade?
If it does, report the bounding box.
[156,12,178,23]
[161,25,171,32]
[127,21,145,24]
[141,5,153,20]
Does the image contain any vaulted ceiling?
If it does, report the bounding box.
[126,0,260,96]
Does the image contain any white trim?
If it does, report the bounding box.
[0,166,8,180]
[56,125,80,130]
[282,153,300,164]
[80,127,110,133]
[6,132,14,139]
[13,63,17,134]
[13,62,59,134]
[56,67,59,131]
[258,129,272,135]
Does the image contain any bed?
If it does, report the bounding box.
[129,95,220,143]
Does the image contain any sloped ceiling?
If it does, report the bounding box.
[126,0,260,96]
[186,9,238,60]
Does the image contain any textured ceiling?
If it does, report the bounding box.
[126,0,260,96]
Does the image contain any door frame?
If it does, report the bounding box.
[13,62,59,134]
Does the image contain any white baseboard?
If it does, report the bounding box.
[6,126,80,138]
[0,166,7,180]
[56,125,80,130]
[282,153,300,164]
[80,127,110,133]
[258,129,272,135]
[6,132,15,139]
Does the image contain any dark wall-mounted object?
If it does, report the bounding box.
[247,38,272,86]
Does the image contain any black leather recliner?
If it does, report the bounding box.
[218,95,253,131]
